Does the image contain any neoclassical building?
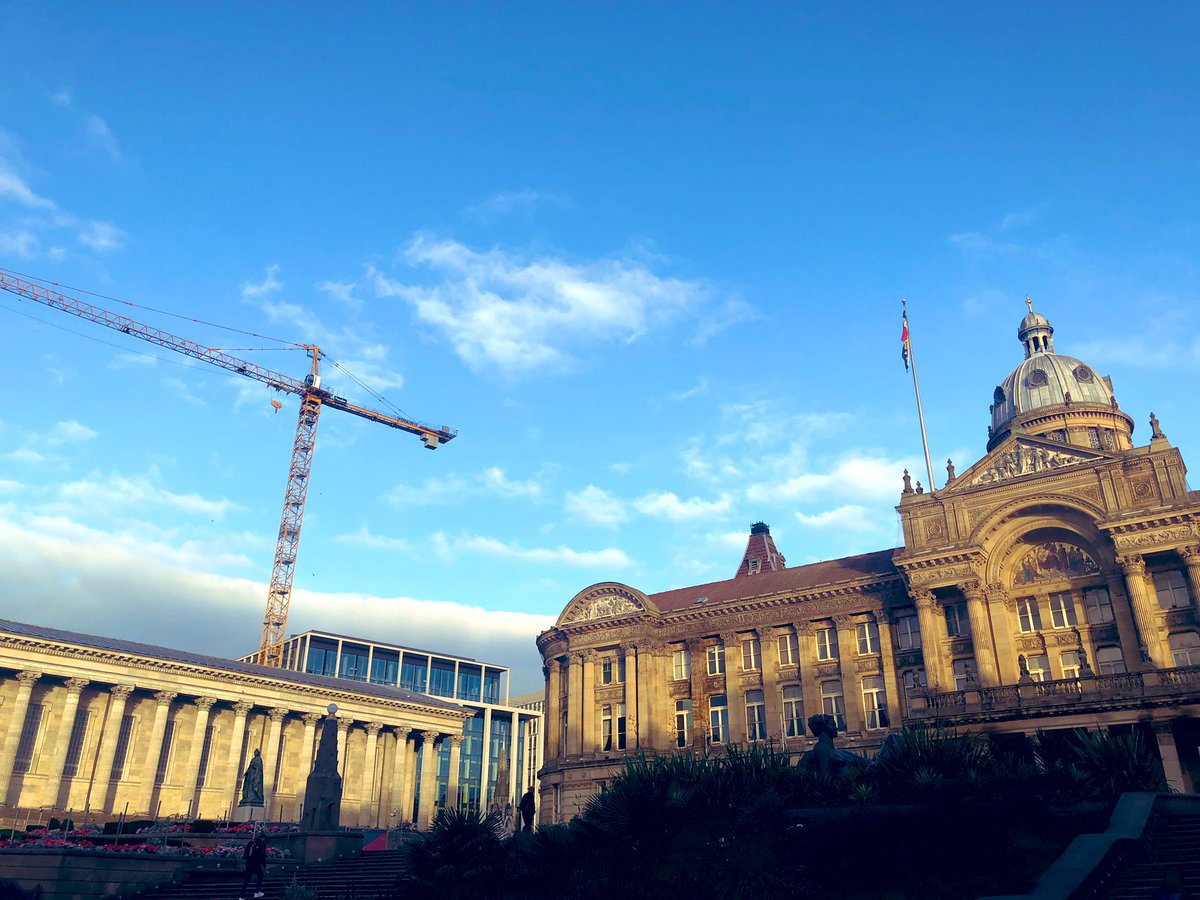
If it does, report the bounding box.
[0,619,475,829]
[536,306,1200,822]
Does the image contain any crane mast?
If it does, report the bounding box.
[0,269,456,667]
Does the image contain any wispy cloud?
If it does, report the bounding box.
[51,89,124,161]
[793,504,879,532]
[564,484,627,527]
[78,220,126,253]
[671,377,709,401]
[387,465,546,507]
[317,280,362,310]
[435,532,632,569]
[0,160,56,209]
[464,188,567,224]
[332,524,413,552]
[372,235,715,376]
[57,469,241,519]
[634,491,732,522]
[481,466,543,499]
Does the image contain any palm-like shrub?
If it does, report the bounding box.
[402,807,506,899]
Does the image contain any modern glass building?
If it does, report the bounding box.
[253,630,542,822]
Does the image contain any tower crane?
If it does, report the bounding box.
[0,268,456,667]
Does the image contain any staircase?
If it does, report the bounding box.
[1105,811,1200,899]
[126,850,408,900]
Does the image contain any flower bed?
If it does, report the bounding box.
[0,837,290,859]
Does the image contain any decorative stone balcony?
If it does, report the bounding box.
[907,665,1200,726]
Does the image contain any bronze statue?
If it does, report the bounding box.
[798,714,865,778]
[239,748,265,808]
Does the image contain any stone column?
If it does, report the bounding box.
[962,581,1000,686]
[417,731,439,829]
[446,734,464,812]
[0,671,42,801]
[360,723,382,826]
[985,584,1020,684]
[389,726,412,821]
[687,639,707,750]
[1152,721,1187,792]
[913,592,945,689]
[874,615,901,728]
[545,659,562,760]
[336,719,350,777]
[1180,545,1200,617]
[636,644,655,750]
[566,653,583,756]
[299,712,322,774]
[793,624,818,730]
[581,651,596,754]
[761,628,785,740]
[1105,574,1144,673]
[721,633,746,744]
[87,683,134,813]
[622,644,639,748]
[1118,555,1169,668]
[832,616,864,733]
[177,696,217,817]
[134,691,177,815]
[262,708,287,816]
[398,729,417,823]
[222,701,253,817]
[40,678,90,809]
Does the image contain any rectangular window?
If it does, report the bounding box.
[111,714,135,780]
[1169,632,1200,667]
[428,661,456,698]
[1154,570,1191,610]
[782,686,803,738]
[777,631,798,666]
[12,704,45,775]
[944,602,971,637]
[815,626,839,661]
[154,720,175,785]
[196,723,216,788]
[1049,592,1078,629]
[1017,598,1043,633]
[856,621,880,655]
[707,645,726,676]
[62,708,92,778]
[1060,651,1081,679]
[749,558,761,574]
[400,656,429,693]
[745,690,767,741]
[483,670,502,704]
[601,704,626,751]
[741,638,761,672]
[952,659,974,690]
[457,664,482,701]
[674,700,692,748]
[862,676,889,730]
[902,669,927,696]
[305,645,338,677]
[338,647,370,682]
[820,682,845,732]
[1083,587,1114,624]
[672,648,691,681]
[709,695,729,744]
[370,653,400,686]
[601,657,614,684]
[1026,654,1050,682]
[894,615,921,651]
[601,705,612,751]
[1096,646,1126,675]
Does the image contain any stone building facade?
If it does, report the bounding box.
[535,306,1200,822]
[0,619,473,828]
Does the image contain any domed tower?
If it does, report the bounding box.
[987,300,1134,452]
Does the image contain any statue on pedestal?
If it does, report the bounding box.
[301,704,343,831]
[239,748,265,809]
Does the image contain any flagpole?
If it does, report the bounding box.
[903,299,937,491]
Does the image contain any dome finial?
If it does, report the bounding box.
[1025,296,1033,313]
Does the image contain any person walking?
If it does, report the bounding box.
[518,785,536,833]
[239,826,268,900]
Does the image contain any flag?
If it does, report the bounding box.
[901,312,910,371]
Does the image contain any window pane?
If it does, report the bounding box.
[1084,588,1114,624]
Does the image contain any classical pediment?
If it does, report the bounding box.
[559,583,653,626]
[943,436,1112,493]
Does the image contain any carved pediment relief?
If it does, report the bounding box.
[565,594,641,623]
[966,442,1101,487]
[559,582,655,626]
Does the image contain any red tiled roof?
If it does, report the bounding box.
[648,547,901,613]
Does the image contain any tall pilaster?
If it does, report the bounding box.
[566,653,583,756]
[793,623,817,730]
[396,728,416,823]
[360,723,382,826]
[133,691,177,815]
[222,701,253,817]
[1118,555,1169,668]
[87,683,134,813]
[912,591,945,688]
[984,584,1020,683]
[417,731,439,829]
[446,734,464,813]
[721,633,746,744]
[41,678,89,808]
[388,726,412,821]
[760,628,784,740]
[1105,574,1144,672]
[962,581,999,686]
[262,708,287,816]
[687,639,706,750]
[635,643,655,750]
[178,697,217,817]
[581,651,596,754]
[0,671,42,801]
[621,644,639,748]
[545,658,562,760]
[833,616,862,733]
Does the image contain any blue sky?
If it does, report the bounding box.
[1,4,1198,693]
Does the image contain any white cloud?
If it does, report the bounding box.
[0,161,55,209]
[748,453,911,505]
[481,466,543,499]
[82,114,123,162]
[242,265,284,300]
[57,469,241,519]
[45,420,97,446]
[0,232,40,257]
[332,524,413,553]
[372,235,712,376]
[317,280,361,309]
[78,220,126,252]
[793,505,879,532]
[464,188,567,224]
[671,377,709,401]
[442,532,632,569]
[634,491,732,522]
[564,485,627,527]
[386,474,471,507]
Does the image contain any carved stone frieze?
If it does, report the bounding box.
[907,565,976,587]
[1052,633,1079,647]
[1165,610,1195,628]
[594,685,624,703]
[703,675,725,694]
[775,671,801,687]
[923,518,946,541]
[854,656,883,675]
[1113,527,1193,552]
[668,681,691,699]
[738,671,764,688]
[564,594,643,623]
[968,443,1095,486]
[1129,479,1155,502]
[948,640,972,656]
[1015,636,1045,652]
[814,662,840,679]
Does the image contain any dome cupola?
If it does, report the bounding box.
[988,300,1134,452]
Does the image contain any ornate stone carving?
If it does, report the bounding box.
[64,678,89,695]
[365,722,383,737]
[564,594,643,623]
[948,640,971,656]
[595,685,624,703]
[153,690,178,705]
[1012,541,1099,586]
[232,701,253,717]
[968,443,1094,486]
[1165,610,1195,628]
[923,518,946,541]
[1114,528,1193,551]
[448,734,465,748]
[269,707,288,723]
[703,675,725,694]
[1015,636,1045,652]
[302,712,323,727]
[195,696,218,712]
[15,671,42,687]
[1116,554,1146,577]
[1181,545,1200,566]
[854,656,882,675]
[668,681,691,699]
[895,650,922,668]
[393,725,413,739]
[1052,633,1078,646]
[814,662,840,679]
[1129,479,1154,501]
